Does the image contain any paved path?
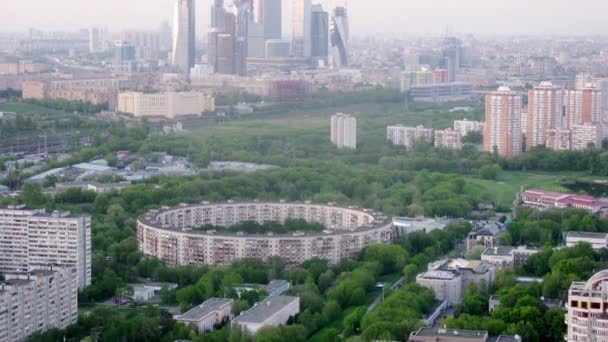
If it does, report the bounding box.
[366,276,405,313]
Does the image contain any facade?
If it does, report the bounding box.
[466,222,504,252]
[387,125,434,150]
[330,113,357,149]
[310,5,329,65]
[265,40,291,58]
[565,231,608,250]
[330,6,349,68]
[564,86,604,128]
[527,82,563,149]
[232,296,300,334]
[137,202,392,267]
[481,246,539,268]
[571,123,601,150]
[454,120,485,137]
[521,189,608,214]
[0,266,79,342]
[545,128,572,151]
[484,87,522,157]
[292,0,312,58]
[172,0,196,72]
[416,259,495,304]
[175,298,233,333]
[118,91,215,119]
[0,206,91,290]
[409,82,473,103]
[566,270,608,341]
[258,0,282,40]
[409,327,520,342]
[434,128,462,150]
[22,78,119,109]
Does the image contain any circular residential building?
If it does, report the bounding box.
[137,201,393,266]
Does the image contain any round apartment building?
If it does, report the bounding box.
[137,201,393,266]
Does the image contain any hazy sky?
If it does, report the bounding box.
[3,0,608,36]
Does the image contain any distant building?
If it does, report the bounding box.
[545,128,571,151]
[310,4,329,65]
[571,123,601,150]
[175,298,233,333]
[527,82,563,150]
[331,113,357,149]
[520,189,608,214]
[466,222,504,251]
[257,0,282,40]
[22,78,119,109]
[392,217,451,238]
[265,40,291,58]
[330,6,349,68]
[566,270,608,341]
[133,282,178,302]
[0,266,79,342]
[0,206,91,290]
[409,82,473,103]
[387,125,434,150]
[292,0,312,58]
[416,259,495,304]
[564,231,608,250]
[564,86,603,128]
[172,0,196,72]
[118,91,215,119]
[435,128,462,150]
[454,119,485,138]
[232,296,300,334]
[484,87,522,157]
[481,246,539,268]
[408,327,520,342]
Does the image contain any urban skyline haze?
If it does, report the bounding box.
[3,0,608,36]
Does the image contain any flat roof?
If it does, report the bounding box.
[411,327,487,339]
[482,246,514,257]
[176,298,232,321]
[265,280,290,294]
[566,231,608,239]
[233,295,298,324]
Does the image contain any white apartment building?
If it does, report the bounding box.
[565,231,608,250]
[453,119,484,137]
[387,125,434,150]
[0,206,91,290]
[434,128,462,150]
[566,270,608,341]
[232,296,300,334]
[481,246,539,268]
[571,123,601,150]
[330,113,357,149]
[545,128,572,151]
[527,82,563,149]
[174,298,233,333]
[484,87,522,157]
[0,265,78,342]
[118,91,215,119]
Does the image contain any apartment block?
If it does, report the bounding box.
[118,91,215,119]
[566,270,608,341]
[483,87,522,157]
[174,298,233,333]
[387,125,434,150]
[527,82,563,149]
[0,265,78,342]
[564,86,604,128]
[22,78,120,109]
[454,119,484,137]
[571,123,601,150]
[545,128,571,151]
[330,113,357,149]
[481,246,539,268]
[434,128,462,150]
[0,206,91,290]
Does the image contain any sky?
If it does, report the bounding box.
[2,0,608,36]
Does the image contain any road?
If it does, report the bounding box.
[366,276,405,313]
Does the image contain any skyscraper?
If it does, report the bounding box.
[257,0,282,40]
[527,82,563,149]
[310,4,329,65]
[292,0,312,57]
[330,6,349,68]
[484,86,522,157]
[172,0,196,73]
[232,0,254,76]
[564,85,604,128]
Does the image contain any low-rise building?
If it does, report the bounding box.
[467,222,504,251]
[175,298,233,333]
[545,129,571,151]
[409,327,519,342]
[481,246,539,268]
[387,125,434,150]
[435,128,462,150]
[392,217,452,238]
[454,120,485,137]
[118,91,215,119]
[564,231,608,250]
[232,296,300,334]
[521,189,608,214]
[22,78,119,109]
[571,123,601,150]
[409,82,474,103]
[132,282,178,302]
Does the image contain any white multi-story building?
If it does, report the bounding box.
[330,113,357,149]
[174,298,233,333]
[484,86,522,157]
[481,246,539,268]
[232,296,300,334]
[0,206,91,290]
[118,91,215,119]
[527,82,563,149]
[565,231,608,250]
[571,123,601,150]
[387,125,434,150]
[545,128,572,151]
[566,270,608,341]
[434,128,462,150]
[453,119,484,137]
[0,265,78,342]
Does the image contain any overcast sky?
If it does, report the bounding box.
[2,0,608,36]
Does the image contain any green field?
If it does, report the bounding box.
[0,102,72,117]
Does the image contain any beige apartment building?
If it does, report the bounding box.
[330,113,357,149]
[571,123,602,150]
[0,206,91,290]
[118,91,215,119]
[0,265,78,342]
[22,77,119,109]
[387,125,434,150]
[453,119,484,137]
[527,82,563,149]
[484,86,522,157]
[434,128,462,150]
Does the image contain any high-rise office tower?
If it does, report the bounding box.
[484,86,523,157]
[311,4,329,65]
[172,0,196,73]
[114,40,136,72]
[211,0,225,28]
[257,0,282,40]
[232,0,254,76]
[330,6,349,68]
[292,0,312,57]
[442,37,463,74]
[527,82,563,149]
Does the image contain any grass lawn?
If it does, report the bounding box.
[0,102,72,117]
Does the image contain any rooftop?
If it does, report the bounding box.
[566,231,608,239]
[411,327,488,340]
[482,246,514,257]
[232,295,298,324]
[265,280,290,295]
[175,298,232,321]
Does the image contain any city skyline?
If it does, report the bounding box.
[3,0,608,36]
